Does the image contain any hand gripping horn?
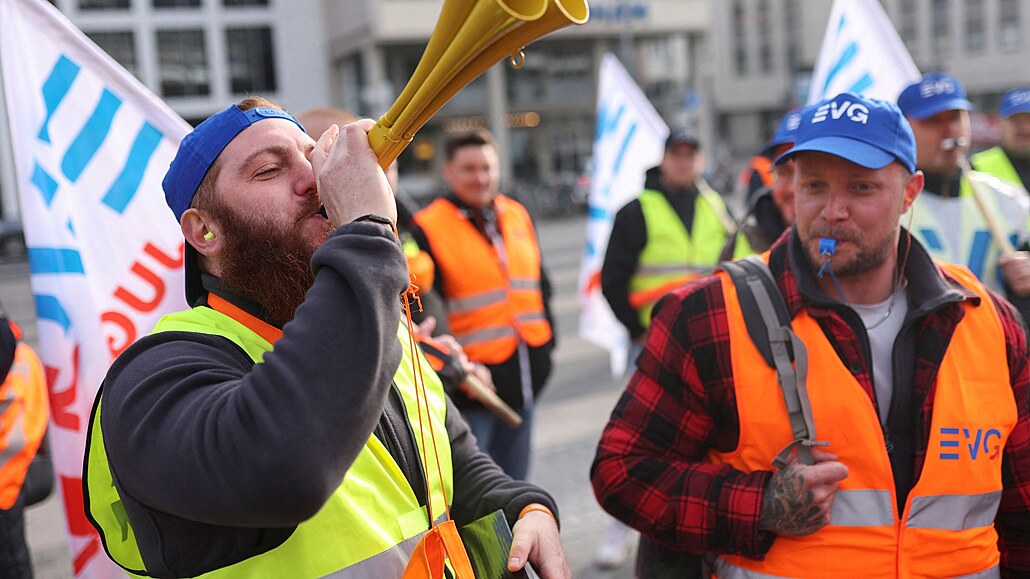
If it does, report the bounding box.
[367,0,590,168]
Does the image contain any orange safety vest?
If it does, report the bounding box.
[737,155,774,191]
[709,261,1014,578]
[414,196,552,364]
[0,323,49,510]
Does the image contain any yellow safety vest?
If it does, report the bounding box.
[906,177,1026,294]
[711,260,1014,578]
[973,147,1026,190]
[84,299,453,578]
[628,188,747,326]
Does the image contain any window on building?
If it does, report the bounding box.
[732,0,747,76]
[157,29,210,97]
[899,0,918,55]
[931,0,951,57]
[226,27,277,94]
[999,0,1021,52]
[87,31,138,79]
[758,0,773,72]
[223,0,268,5]
[153,0,200,7]
[785,0,800,71]
[964,0,985,53]
[78,0,129,9]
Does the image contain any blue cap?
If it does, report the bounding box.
[1000,88,1030,118]
[162,105,305,222]
[763,109,802,155]
[162,104,305,305]
[897,73,973,120]
[776,92,916,173]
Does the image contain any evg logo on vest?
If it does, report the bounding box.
[938,427,1002,461]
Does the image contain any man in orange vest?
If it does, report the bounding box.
[0,311,49,579]
[592,92,1030,577]
[412,130,555,481]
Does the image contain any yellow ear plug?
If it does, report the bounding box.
[203,231,216,241]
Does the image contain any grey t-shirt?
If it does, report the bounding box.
[851,284,909,423]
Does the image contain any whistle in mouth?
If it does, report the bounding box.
[819,238,838,256]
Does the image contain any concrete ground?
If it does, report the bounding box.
[6,212,637,578]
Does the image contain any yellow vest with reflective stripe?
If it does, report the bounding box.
[973,147,1025,189]
[83,307,453,578]
[710,260,1014,578]
[629,188,745,327]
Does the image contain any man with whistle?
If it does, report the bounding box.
[83,97,570,579]
[592,92,1030,577]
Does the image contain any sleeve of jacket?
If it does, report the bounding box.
[992,293,1030,577]
[590,276,776,558]
[445,396,559,529]
[101,223,409,527]
[601,199,648,340]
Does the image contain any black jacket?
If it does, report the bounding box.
[98,222,557,577]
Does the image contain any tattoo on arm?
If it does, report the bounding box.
[758,465,825,536]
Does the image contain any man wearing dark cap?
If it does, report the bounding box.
[601,128,744,348]
[898,73,1030,303]
[593,92,1030,577]
[82,97,570,579]
[974,87,1030,191]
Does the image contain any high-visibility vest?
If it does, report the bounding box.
[403,231,436,291]
[973,147,1026,190]
[709,260,1015,578]
[906,177,1027,295]
[0,325,48,510]
[414,196,552,364]
[737,156,774,191]
[628,188,744,327]
[84,298,454,578]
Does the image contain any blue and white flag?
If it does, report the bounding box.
[807,0,920,104]
[578,53,667,376]
[0,0,188,575]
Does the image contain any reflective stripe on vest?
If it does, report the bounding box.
[710,259,1015,577]
[906,178,1027,295]
[973,147,1026,190]
[414,195,552,364]
[83,305,454,578]
[0,341,48,509]
[628,188,731,327]
[713,560,1000,579]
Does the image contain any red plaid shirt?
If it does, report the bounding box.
[591,231,1030,574]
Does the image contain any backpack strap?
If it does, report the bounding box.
[719,255,827,467]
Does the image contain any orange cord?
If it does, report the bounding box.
[402,274,451,525]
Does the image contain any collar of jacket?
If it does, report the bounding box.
[763,227,977,324]
[920,167,965,199]
[199,273,279,328]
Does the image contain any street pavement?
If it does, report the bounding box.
[5,212,637,578]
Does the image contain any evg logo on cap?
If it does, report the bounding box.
[920,77,957,98]
[812,99,869,125]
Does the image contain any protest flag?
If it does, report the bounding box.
[577,53,668,376]
[807,0,921,104]
[0,0,189,575]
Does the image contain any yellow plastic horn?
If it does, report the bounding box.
[368,0,590,168]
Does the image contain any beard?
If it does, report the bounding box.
[803,226,895,278]
[207,197,332,327]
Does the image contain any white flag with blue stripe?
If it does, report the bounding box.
[807,0,920,104]
[578,53,668,376]
[0,0,188,575]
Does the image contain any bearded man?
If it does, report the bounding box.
[82,97,570,579]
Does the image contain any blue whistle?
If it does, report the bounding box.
[819,238,838,256]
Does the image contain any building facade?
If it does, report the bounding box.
[0,0,331,219]
[711,0,1030,170]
